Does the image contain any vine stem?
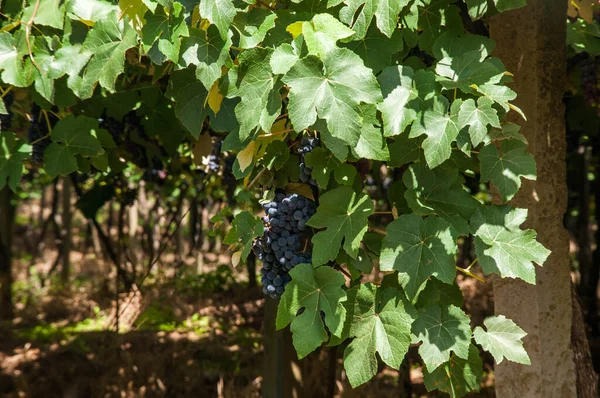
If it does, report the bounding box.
[371,211,393,215]
[368,227,387,236]
[465,257,478,272]
[0,86,12,98]
[247,168,266,190]
[25,0,42,72]
[260,128,294,138]
[455,266,486,283]
[333,264,352,279]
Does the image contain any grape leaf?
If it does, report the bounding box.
[474,315,530,365]
[435,50,505,92]
[0,32,31,88]
[0,133,30,192]
[166,68,211,138]
[432,32,495,61]
[458,97,501,147]
[416,278,463,310]
[224,47,282,141]
[307,186,374,266]
[69,11,138,99]
[283,48,382,146]
[387,134,423,167]
[464,0,488,20]
[179,26,232,90]
[403,162,481,236]
[412,304,472,371]
[302,13,355,57]
[232,7,277,49]
[470,205,551,283]
[342,25,403,74]
[200,0,237,40]
[474,83,525,119]
[380,214,458,301]
[480,140,536,202]
[417,0,463,53]
[378,65,419,137]
[343,284,417,387]
[223,210,264,261]
[339,0,410,39]
[22,0,65,29]
[43,116,104,177]
[67,0,118,23]
[352,104,389,161]
[142,2,189,63]
[409,95,460,168]
[487,122,528,144]
[305,147,356,189]
[423,343,483,398]
[276,263,347,358]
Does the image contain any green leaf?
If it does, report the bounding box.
[142,2,189,63]
[0,133,30,192]
[432,32,495,61]
[409,95,460,168]
[464,0,487,20]
[270,42,301,75]
[0,32,31,87]
[380,214,458,301]
[44,116,104,178]
[302,13,355,58]
[435,51,505,92]
[423,343,483,398]
[567,20,600,55]
[307,186,374,266]
[378,65,419,137]
[487,122,528,144]
[387,134,423,167]
[473,315,530,365]
[474,83,525,119]
[232,7,277,49]
[416,278,463,310]
[283,48,382,147]
[352,104,389,161]
[223,211,264,260]
[200,0,237,40]
[458,97,501,147]
[69,11,138,99]
[67,0,118,23]
[339,0,410,39]
[342,24,403,74]
[343,284,417,387]
[276,263,347,358]
[224,47,282,141]
[479,140,536,202]
[179,26,232,90]
[22,0,65,29]
[304,147,355,189]
[403,162,480,235]
[166,68,211,138]
[412,304,472,371]
[470,205,551,283]
[417,1,463,53]
[262,140,290,170]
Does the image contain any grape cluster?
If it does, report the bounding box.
[0,93,14,132]
[28,104,51,164]
[253,192,316,298]
[297,135,319,185]
[208,139,222,172]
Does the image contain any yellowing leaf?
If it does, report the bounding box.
[286,21,304,38]
[192,6,202,27]
[231,250,242,267]
[206,79,224,114]
[285,183,315,201]
[237,141,256,172]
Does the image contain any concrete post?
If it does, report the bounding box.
[489,2,577,397]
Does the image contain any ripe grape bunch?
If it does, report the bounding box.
[253,192,316,299]
[297,135,319,185]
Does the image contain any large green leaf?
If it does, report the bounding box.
[470,205,550,283]
[199,0,237,40]
[403,162,481,235]
[69,11,138,99]
[423,343,483,398]
[224,47,282,141]
[412,304,472,371]
[22,0,65,29]
[479,140,536,202]
[283,48,382,146]
[302,13,355,57]
[179,26,232,90]
[339,0,410,39]
[343,284,417,387]
[142,2,189,63]
[276,263,347,358]
[0,132,30,192]
[304,147,356,188]
[232,7,277,49]
[342,25,403,74]
[166,68,211,138]
[307,186,374,266]
[380,214,458,301]
[43,115,104,177]
[378,65,419,137]
[474,315,530,365]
